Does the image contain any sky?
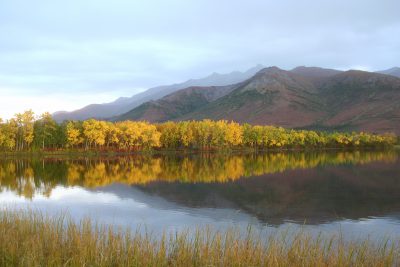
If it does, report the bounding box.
[0,0,399,119]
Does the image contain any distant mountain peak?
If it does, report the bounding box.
[53,64,264,122]
[259,66,282,72]
[244,64,265,73]
[385,67,400,71]
[238,66,316,95]
[251,66,286,80]
[378,67,400,78]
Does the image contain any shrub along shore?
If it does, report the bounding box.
[0,210,398,267]
[0,110,397,152]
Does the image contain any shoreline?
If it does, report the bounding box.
[0,146,397,158]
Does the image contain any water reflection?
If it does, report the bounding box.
[0,150,399,237]
[137,161,400,225]
[0,151,397,198]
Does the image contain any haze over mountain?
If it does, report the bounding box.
[116,66,400,134]
[378,67,400,78]
[53,65,264,121]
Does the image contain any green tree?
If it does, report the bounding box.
[34,112,57,149]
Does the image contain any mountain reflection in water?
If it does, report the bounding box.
[0,150,399,232]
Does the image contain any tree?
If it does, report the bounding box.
[210,120,227,147]
[226,121,243,146]
[158,122,180,149]
[0,119,18,150]
[15,110,35,150]
[178,121,194,148]
[53,122,67,149]
[0,110,397,151]
[193,120,213,149]
[140,122,161,149]
[105,122,120,148]
[115,121,140,150]
[66,121,83,148]
[82,119,108,149]
[34,112,57,149]
[0,118,4,148]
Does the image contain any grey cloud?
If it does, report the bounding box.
[0,0,399,115]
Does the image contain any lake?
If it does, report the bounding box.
[1,150,400,240]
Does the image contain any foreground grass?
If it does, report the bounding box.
[0,211,399,266]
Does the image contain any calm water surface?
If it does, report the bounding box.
[0,151,399,240]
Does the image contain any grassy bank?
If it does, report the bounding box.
[0,211,399,266]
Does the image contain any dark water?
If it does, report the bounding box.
[1,151,400,239]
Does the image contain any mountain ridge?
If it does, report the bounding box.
[115,66,400,134]
[378,67,400,78]
[53,64,265,121]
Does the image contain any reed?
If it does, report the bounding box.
[0,210,398,266]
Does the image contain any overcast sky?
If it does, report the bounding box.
[0,0,399,118]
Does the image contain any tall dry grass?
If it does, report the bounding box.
[0,210,398,266]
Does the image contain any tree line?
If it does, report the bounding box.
[0,110,397,151]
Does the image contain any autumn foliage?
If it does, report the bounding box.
[0,110,397,151]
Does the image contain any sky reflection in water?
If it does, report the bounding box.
[0,151,399,240]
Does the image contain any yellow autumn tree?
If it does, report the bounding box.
[115,121,142,149]
[82,119,109,149]
[158,121,180,148]
[105,122,120,148]
[139,122,161,148]
[226,121,243,146]
[15,110,35,150]
[66,121,83,148]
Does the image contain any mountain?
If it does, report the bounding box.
[115,85,236,122]
[53,98,132,122]
[116,66,400,134]
[378,67,400,78]
[178,67,327,127]
[52,64,265,122]
[290,66,342,86]
[317,70,400,133]
[116,66,336,127]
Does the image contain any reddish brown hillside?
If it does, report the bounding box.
[116,67,400,134]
